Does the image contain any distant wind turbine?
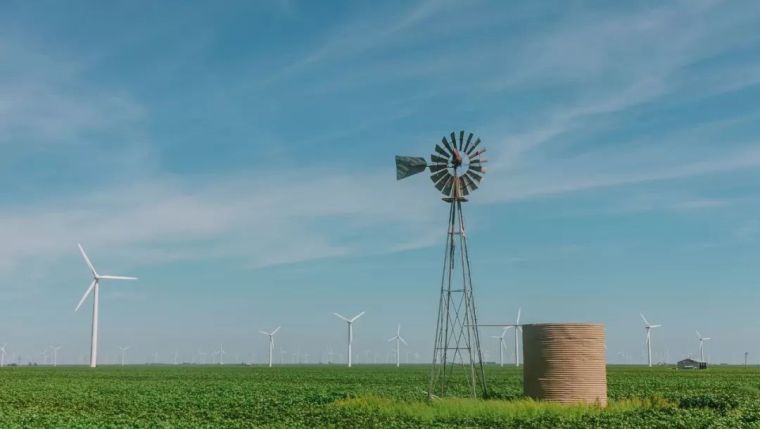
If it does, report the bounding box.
[218,345,226,365]
[259,326,281,367]
[0,344,6,367]
[50,346,61,367]
[501,307,522,366]
[387,324,408,368]
[333,311,365,367]
[118,346,130,366]
[696,330,711,362]
[640,313,662,367]
[492,328,508,367]
[74,244,138,368]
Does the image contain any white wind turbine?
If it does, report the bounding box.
[492,328,508,367]
[502,307,522,366]
[118,346,130,366]
[640,313,662,367]
[259,326,281,367]
[218,344,226,365]
[697,330,711,362]
[387,324,407,368]
[74,244,138,368]
[333,311,365,368]
[50,346,61,367]
[0,344,6,367]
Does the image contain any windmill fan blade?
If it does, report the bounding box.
[458,177,469,196]
[434,173,452,191]
[459,131,465,150]
[434,144,451,158]
[467,138,481,155]
[470,164,485,173]
[441,177,454,196]
[431,154,448,164]
[441,137,454,154]
[466,170,483,183]
[462,174,478,192]
[395,156,428,180]
[450,132,457,151]
[430,169,449,185]
[463,133,474,153]
[429,164,447,174]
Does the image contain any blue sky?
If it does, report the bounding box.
[2,0,760,365]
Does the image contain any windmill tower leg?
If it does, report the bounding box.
[429,199,487,399]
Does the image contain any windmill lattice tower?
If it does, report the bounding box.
[396,131,488,398]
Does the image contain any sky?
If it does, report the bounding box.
[1,0,760,366]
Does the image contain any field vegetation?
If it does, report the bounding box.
[0,365,759,427]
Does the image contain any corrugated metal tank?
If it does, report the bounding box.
[522,323,607,406]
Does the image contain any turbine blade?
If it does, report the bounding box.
[430,154,448,164]
[458,131,465,150]
[272,326,281,335]
[78,243,98,277]
[640,313,650,326]
[99,275,138,280]
[387,337,396,342]
[399,337,407,345]
[259,331,269,336]
[350,311,365,322]
[333,313,349,322]
[75,280,96,312]
[516,307,522,324]
[696,330,702,339]
[450,132,457,151]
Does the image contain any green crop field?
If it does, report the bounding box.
[1,365,759,428]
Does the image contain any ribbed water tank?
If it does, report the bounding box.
[522,323,607,406]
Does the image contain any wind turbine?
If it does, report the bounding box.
[387,324,407,368]
[640,313,662,367]
[259,326,280,367]
[492,328,508,367]
[500,307,522,366]
[333,311,365,367]
[696,331,711,362]
[74,244,138,368]
[0,344,6,367]
[218,344,226,365]
[118,346,130,366]
[50,346,61,367]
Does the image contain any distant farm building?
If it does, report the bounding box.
[677,358,707,370]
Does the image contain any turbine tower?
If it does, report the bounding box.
[0,344,6,367]
[74,244,138,368]
[640,313,661,367]
[259,326,280,367]
[396,131,488,398]
[333,312,365,368]
[387,324,408,368]
[696,330,711,362]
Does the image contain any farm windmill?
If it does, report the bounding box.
[395,130,488,398]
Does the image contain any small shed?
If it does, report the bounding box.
[677,358,707,370]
